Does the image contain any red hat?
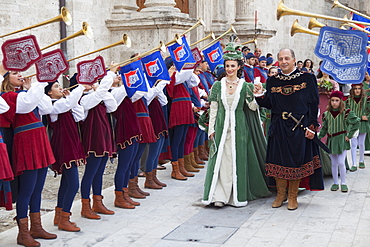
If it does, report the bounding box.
[351,83,363,88]
[330,90,344,100]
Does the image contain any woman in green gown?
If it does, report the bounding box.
[202,43,271,207]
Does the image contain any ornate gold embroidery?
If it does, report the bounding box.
[271,82,307,95]
[276,72,303,81]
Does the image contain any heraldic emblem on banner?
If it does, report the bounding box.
[314,26,369,84]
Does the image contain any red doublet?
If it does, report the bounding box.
[113,97,142,149]
[48,111,86,174]
[0,132,13,181]
[167,74,195,129]
[133,99,156,144]
[148,98,168,139]
[1,92,55,176]
[254,66,268,83]
[80,102,115,157]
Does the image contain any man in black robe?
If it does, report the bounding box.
[254,48,323,210]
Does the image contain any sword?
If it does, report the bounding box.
[287,112,331,153]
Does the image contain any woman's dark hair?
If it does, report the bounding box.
[303,59,313,69]
[223,59,244,78]
[316,70,333,80]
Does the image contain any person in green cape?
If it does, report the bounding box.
[202,42,271,208]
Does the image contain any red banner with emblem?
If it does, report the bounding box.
[76,56,106,84]
[35,49,69,82]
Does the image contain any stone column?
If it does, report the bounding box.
[234,0,255,26]
[211,0,227,31]
[110,0,138,19]
[140,0,180,13]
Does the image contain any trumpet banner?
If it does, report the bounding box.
[120,60,148,100]
[202,41,224,73]
[141,51,170,87]
[35,49,69,82]
[76,56,106,85]
[1,35,42,71]
[167,36,196,71]
[351,13,370,77]
[314,26,368,84]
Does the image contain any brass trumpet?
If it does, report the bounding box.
[241,38,257,47]
[116,41,166,68]
[190,32,216,47]
[68,33,131,62]
[41,22,93,51]
[291,19,319,37]
[201,25,237,50]
[180,18,206,36]
[277,0,370,26]
[0,7,72,38]
[308,18,325,29]
[164,34,183,47]
[332,0,370,21]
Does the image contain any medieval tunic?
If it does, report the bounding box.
[79,73,118,157]
[133,98,157,144]
[203,78,270,206]
[0,97,13,210]
[256,69,324,190]
[1,83,55,176]
[243,64,254,83]
[47,85,86,174]
[111,86,142,149]
[254,66,268,84]
[345,96,370,134]
[318,109,360,154]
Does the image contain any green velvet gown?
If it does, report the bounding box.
[202,78,271,207]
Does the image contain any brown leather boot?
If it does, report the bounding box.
[92,195,115,215]
[114,191,135,209]
[144,171,163,189]
[29,212,57,239]
[171,161,187,180]
[16,217,41,247]
[58,211,80,232]
[198,144,209,160]
[134,176,150,196]
[194,147,205,164]
[122,187,140,206]
[128,179,146,199]
[152,169,167,187]
[189,152,204,169]
[81,198,101,219]
[205,140,210,154]
[179,158,194,177]
[54,207,76,227]
[287,179,301,210]
[184,154,200,172]
[53,207,62,226]
[272,178,288,208]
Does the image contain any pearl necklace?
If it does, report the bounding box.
[226,79,239,89]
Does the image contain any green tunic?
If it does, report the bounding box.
[318,109,360,154]
[346,97,370,133]
[202,78,270,206]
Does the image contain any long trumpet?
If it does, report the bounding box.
[68,34,131,62]
[164,34,183,46]
[115,42,167,68]
[332,0,370,21]
[201,25,237,50]
[41,22,93,51]
[241,38,257,47]
[26,33,131,78]
[277,0,370,26]
[180,18,206,36]
[308,18,325,29]
[190,32,215,47]
[291,19,370,49]
[291,19,319,37]
[0,7,72,38]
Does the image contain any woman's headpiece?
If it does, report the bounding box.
[330,90,344,100]
[222,42,243,61]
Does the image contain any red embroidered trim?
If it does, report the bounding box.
[265,155,321,180]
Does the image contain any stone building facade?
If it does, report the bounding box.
[0,0,369,84]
